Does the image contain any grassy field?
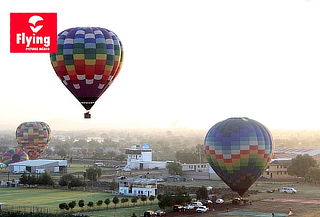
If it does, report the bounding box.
[0,187,159,217]
[0,188,111,210]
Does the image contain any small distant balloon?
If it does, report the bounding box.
[204,117,273,196]
[16,122,51,160]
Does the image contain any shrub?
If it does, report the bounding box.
[78,200,85,208]
[96,200,103,206]
[87,201,94,207]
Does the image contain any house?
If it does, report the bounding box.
[181,163,220,180]
[8,159,67,174]
[124,144,167,170]
[118,177,157,197]
[263,158,293,179]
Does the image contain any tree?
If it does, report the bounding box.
[166,162,183,176]
[96,200,103,207]
[38,172,54,186]
[176,150,198,164]
[86,167,102,182]
[109,178,118,190]
[27,175,37,186]
[69,176,83,188]
[59,174,82,189]
[19,174,28,185]
[196,186,208,200]
[112,196,119,208]
[120,198,126,207]
[59,174,74,187]
[287,154,317,178]
[56,148,68,158]
[124,198,129,206]
[78,200,85,208]
[140,195,148,204]
[131,197,138,206]
[104,198,110,208]
[132,213,137,217]
[68,201,76,210]
[158,194,173,209]
[306,167,320,184]
[59,203,67,210]
[87,201,94,208]
[149,195,155,204]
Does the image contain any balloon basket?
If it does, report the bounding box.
[84,112,91,119]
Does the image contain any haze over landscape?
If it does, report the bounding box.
[1,0,320,131]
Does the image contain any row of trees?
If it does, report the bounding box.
[59,196,156,211]
[19,173,54,186]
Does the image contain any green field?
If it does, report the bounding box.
[0,187,159,217]
[0,188,111,209]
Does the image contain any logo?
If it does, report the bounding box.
[10,13,57,53]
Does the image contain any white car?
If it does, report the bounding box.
[196,206,209,213]
[280,187,297,194]
[215,199,224,204]
[192,201,203,208]
[183,204,194,210]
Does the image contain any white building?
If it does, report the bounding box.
[119,177,157,197]
[8,159,67,174]
[182,163,220,180]
[124,144,167,170]
[182,163,210,172]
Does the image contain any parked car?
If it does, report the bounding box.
[201,200,213,207]
[280,187,297,194]
[144,210,156,217]
[183,204,194,210]
[173,205,185,212]
[215,198,224,204]
[191,201,203,208]
[267,189,275,193]
[196,206,209,213]
[155,210,166,216]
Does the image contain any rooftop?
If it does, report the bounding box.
[119,177,157,184]
[8,159,66,167]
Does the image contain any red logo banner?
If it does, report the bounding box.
[10,13,57,53]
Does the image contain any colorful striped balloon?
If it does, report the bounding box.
[50,27,123,112]
[16,122,51,160]
[204,117,273,196]
[2,148,29,165]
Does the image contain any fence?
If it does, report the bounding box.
[1,205,55,214]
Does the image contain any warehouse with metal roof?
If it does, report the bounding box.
[8,159,67,174]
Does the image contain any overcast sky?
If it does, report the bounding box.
[1,0,320,131]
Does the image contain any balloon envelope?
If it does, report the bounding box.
[2,148,29,165]
[16,122,51,160]
[204,117,273,196]
[50,27,123,111]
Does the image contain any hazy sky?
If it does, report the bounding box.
[1,0,320,131]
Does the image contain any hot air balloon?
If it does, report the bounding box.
[16,122,51,160]
[2,148,29,165]
[50,27,123,118]
[204,117,273,197]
